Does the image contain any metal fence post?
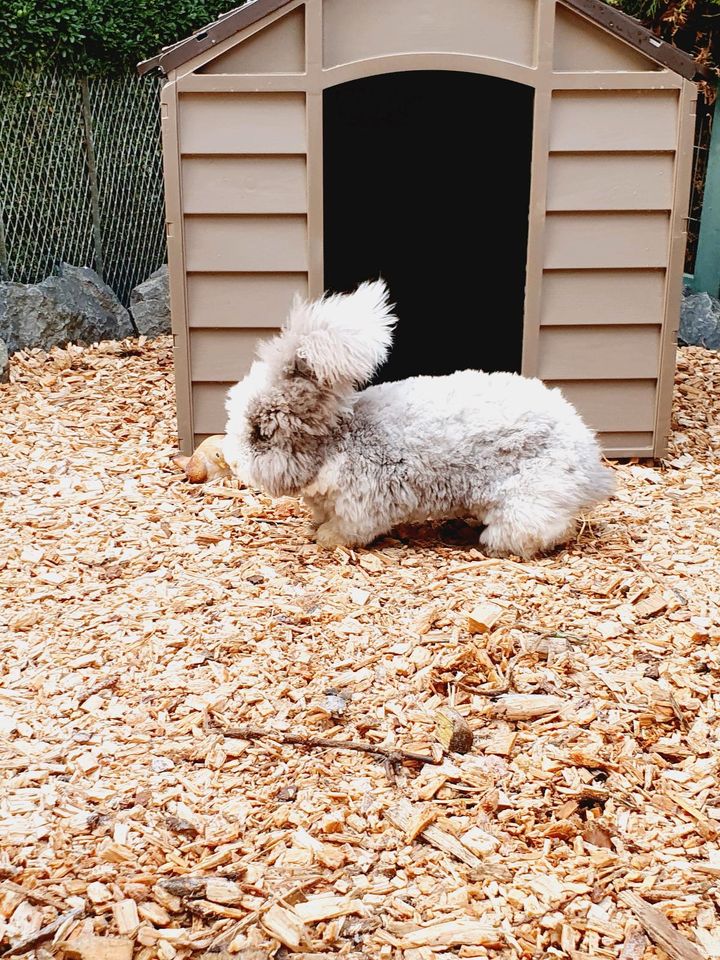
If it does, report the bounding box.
[0,204,8,280]
[79,77,105,279]
[693,94,720,299]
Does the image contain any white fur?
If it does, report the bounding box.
[223,280,615,559]
[282,280,396,388]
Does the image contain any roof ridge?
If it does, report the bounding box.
[137,0,712,81]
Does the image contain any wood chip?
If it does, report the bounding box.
[634,592,668,618]
[489,694,565,720]
[3,906,84,957]
[434,708,474,753]
[293,895,363,923]
[204,878,244,905]
[261,903,307,950]
[404,805,438,842]
[460,826,500,857]
[86,881,112,904]
[112,899,140,936]
[393,917,503,948]
[480,726,517,756]
[385,800,483,869]
[620,892,705,960]
[620,924,649,960]
[2,340,720,959]
[60,936,134,960]
[467,602,504,634]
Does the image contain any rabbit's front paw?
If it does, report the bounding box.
[315,521,348,548]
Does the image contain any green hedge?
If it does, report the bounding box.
[0,1,238,79]
[0,0,716,80]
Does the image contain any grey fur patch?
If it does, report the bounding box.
[245,375,344,496]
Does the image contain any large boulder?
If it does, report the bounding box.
[680,291,720,351]
[0,339,8,383]
[129,265,170,337]
[0,264,133,354]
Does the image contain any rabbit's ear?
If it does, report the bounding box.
[285,279,397,389]
[173,453,190,470]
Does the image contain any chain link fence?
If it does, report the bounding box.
[0,69,167,305]
[686,90,714,277]
[0,67,714,304]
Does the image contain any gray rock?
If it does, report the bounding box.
[0,263,132,354]
[679,291,720,351]
[0,339,8,383]
[129,265,170,337]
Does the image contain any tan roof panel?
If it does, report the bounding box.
[137,0,711,80]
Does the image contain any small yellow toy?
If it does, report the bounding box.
[173,435,231,484]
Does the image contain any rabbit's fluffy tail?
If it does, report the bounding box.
[260,279,397,390]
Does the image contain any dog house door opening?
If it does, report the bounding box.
[323,71,534,382]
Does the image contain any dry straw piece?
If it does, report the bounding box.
[0,338,719,959]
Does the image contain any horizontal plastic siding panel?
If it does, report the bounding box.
[185,215,308,271]
[193,382,236,434]
[323,0,535,68]
[550,91,679,152]
[547,154,674,211]
[187,273,308,327]
[190,328,279,381]
[553,6,661,72]
[182,156,307,214]
[544,212,670,269]
[192,393,659,451]
[547,380,657,432]
[179,93,306,154]
[540,269,666,325]
[597,431,655,454]
[190,431,656,459]
[538,325,661,379]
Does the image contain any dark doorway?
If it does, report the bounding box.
[323,70,534,382]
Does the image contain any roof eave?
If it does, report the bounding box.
[137,0,293,76]
[559,0,713,81]
[136,0,714,82]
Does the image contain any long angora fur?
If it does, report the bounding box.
[223,280,615,558]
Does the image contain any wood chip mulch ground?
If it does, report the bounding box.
[1,337,719,960]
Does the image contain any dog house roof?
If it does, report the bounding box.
[137,0,712,80]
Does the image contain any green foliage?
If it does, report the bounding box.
[0,0,237,79]
[609,0,719,15]
[607,0,720,70]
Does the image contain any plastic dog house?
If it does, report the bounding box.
[139,0,706,458]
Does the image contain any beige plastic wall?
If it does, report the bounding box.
[160,0,697,457]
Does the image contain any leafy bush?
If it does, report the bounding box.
[608,0,720,72]
[0,0,237,78]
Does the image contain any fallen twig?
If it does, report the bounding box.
[1,906,84,957]
[0,880,66,910]
[212,722,441,766]
[512,621,589,645]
